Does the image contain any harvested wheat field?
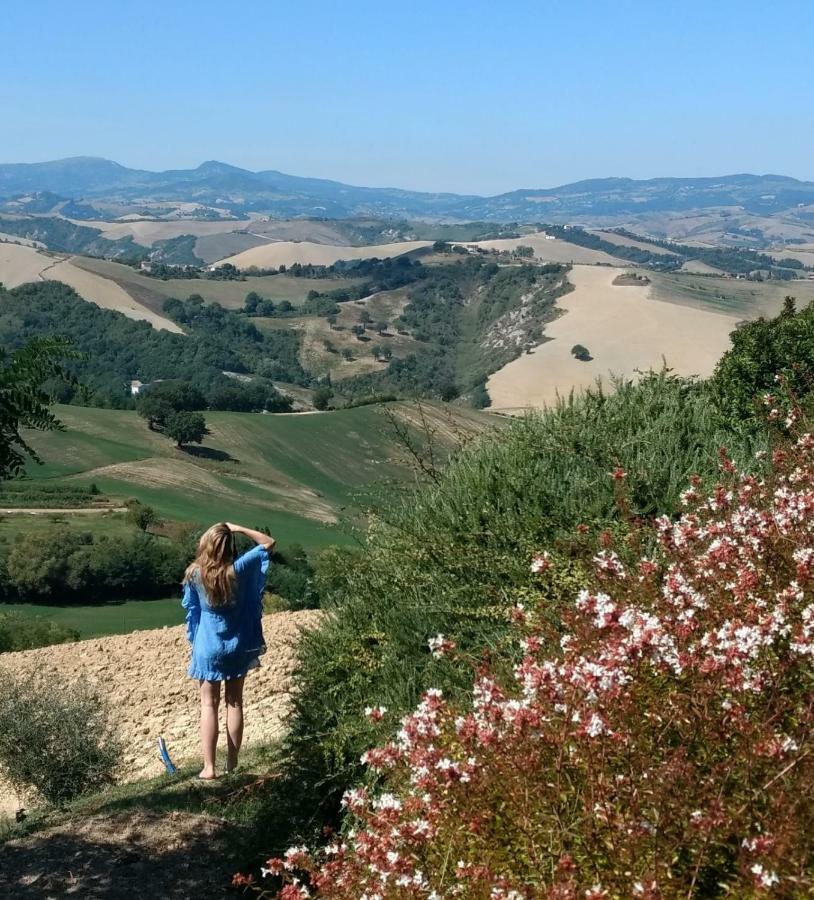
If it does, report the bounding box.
[0,610,321,815]
[487,265,740,413]
[467,233,628,265]
[219,239,432,270]
[66,218,254,246]
[0,243,56,287]
[46,258,183,332]
[680,259,725,275]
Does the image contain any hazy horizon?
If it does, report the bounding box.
[2,0,812,194]
[4,154,813,198]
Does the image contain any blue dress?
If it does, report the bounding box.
[182,545,270,681]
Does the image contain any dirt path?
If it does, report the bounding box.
[0,507,128,515]
[0,610,321,814]
[46,258,184,333]
[0,243,59,287]
[0,809,238,898]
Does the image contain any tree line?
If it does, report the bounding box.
[0,281,304,409]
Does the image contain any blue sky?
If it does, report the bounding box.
[1,0,812,194]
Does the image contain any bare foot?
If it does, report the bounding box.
[198,767,217,780]
[226,752,239,773]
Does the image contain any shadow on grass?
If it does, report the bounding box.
[0,801,240,899]
[0,753,329,896]
[181,446,238,463]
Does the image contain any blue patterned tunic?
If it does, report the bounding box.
[182,545,269,681]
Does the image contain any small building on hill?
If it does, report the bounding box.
[128,379,163,396]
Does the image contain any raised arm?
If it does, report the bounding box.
[226,522,276,551]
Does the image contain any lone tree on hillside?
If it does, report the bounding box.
[359,310,372,326]
[165,411,207,449]
[313,386,334,411]
[0,337,74,481]
[571,344,592,362]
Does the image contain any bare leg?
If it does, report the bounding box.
[224,676,245,772]
[199,679,221,779]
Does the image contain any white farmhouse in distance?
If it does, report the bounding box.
[128,379,163,396]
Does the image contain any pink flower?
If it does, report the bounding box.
[530,552,551,574]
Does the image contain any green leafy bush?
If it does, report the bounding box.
[0,674,121,804]
[6,527,187,604]
[264,431,814,897]
[280,371,763,830]
[712,295,814,424]
[0,612,78,652]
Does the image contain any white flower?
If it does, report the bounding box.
[751,863,780,888]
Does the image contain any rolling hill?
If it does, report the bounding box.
[18,402,496,548]
[4,158,814,228]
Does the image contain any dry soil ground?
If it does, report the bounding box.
[0,610,320,897]
[0,244,181,332]
[0,243,55,287]
[466,234,627,265]
[487,264,741,412]
[219,238,433,269]
[0,609,321,814]
[46,259,183,332]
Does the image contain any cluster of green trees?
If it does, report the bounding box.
[135,378,291,446]
[344,258,568,401]
[0,482,103,509]
[0,216,143,260]
[541,225,808,279]
[608,228,810,278]
[0,281,306,408]
[545,225,675,268]
[712,296,814,422]
[243,290,339,319]
[1,527,189,605]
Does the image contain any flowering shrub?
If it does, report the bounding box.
[253,432,814,897]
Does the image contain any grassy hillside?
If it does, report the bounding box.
[19,403,495,549]
[648,269,814,318]
[1,598,181,638]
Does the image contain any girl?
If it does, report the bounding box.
[182,521,275,779]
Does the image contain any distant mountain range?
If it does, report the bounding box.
[2,157,814,223]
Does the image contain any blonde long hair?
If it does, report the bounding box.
[184,523,236,607]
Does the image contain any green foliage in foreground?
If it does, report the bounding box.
[281,372,763,829]
[0,611,78,652]
[0,337,74,481]
[0,673,121,805]
[712,295,814,424]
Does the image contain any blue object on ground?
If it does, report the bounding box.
[158,735,177,775]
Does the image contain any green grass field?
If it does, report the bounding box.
[19,403,495,549]
[1,598,183,639]
[5,403,495,638]
[648,271,814,319]
[0,511,133,544]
